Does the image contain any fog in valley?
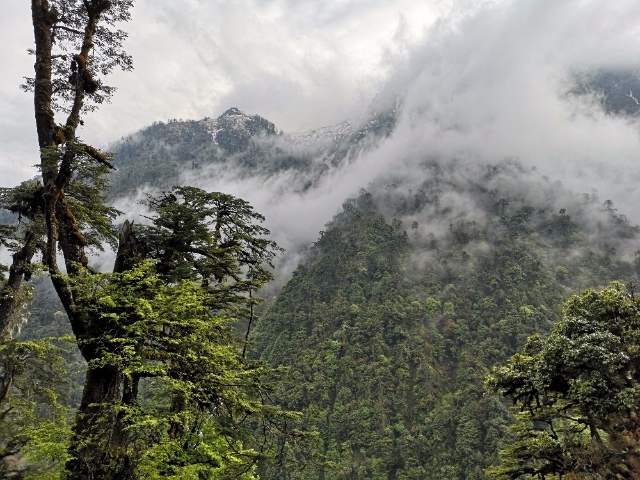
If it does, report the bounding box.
[138,0,640,282]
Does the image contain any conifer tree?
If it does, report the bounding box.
[0,3,297,478]
[487,282,640,478]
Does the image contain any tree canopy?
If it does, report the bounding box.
[0,3,299,478]
[487,282,640,479]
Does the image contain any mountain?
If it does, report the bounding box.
[102,84,640,478]
[108,103,398,198]
[108,107,278,197]
[106,66,638,201]
[570,69,640,116]
[252,159,640,479]
[6,67,640,478]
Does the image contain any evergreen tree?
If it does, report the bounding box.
[0,337,71,478]
[0,3,296,478]
[486,282,640,478]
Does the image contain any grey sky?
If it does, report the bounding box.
[2,0,640,233]
[167,0,640,255]
[0,0,442,187]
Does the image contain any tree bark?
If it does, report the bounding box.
[31,0,57,158]
[66,366,124,480]
[65,221,141,479]
[0,231,38,341]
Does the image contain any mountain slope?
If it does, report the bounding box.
[5,65,638,478]
[252,158,640,479]
[108,104,398,198]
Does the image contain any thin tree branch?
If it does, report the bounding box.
[52,25,83,35]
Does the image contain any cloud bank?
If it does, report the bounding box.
[167,0,640,275]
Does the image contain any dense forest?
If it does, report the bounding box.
[253,160,640,479]
[2,1,640,479]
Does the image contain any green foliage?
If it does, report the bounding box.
[70,261,293,478]
[65,147,121,251]
[53,186,300,478]
[253,160,640,479]
[136,186,281,288]
[486,282,640,478]
[21,0,134,114]
[0,337,72,478]
[0,181,44,222]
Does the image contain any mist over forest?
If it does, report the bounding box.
[2,1,640,479]
[104,0,640,260]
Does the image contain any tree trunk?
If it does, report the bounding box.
[31,0,57,158]
[65,222,142,479]
[66,365,131,480]
[0,231,38,342]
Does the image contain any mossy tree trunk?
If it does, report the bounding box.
[27,2,132,478]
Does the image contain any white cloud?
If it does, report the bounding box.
[168,0,640,259]
[380,0,640,220]
[0,0,442,186]
[3,0,640,235]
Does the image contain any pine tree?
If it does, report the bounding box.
[64,187,292,479]
[486,282,640,478]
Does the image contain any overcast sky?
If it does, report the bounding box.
[0,0,444,187]
[2,0,640,233]
[174,0,640,234]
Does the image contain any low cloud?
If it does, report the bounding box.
[385,0,640,219]
[175,0,640,267]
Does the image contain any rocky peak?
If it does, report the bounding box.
[220,107,244,117]
[202,108,278,153]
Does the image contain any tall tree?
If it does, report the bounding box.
[1,2,133,477]
[0,3,296,478]
[1,0,132,339]
[65,187,288,479]
[0,2,131,476]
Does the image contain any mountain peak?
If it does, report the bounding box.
[220,107,244,117]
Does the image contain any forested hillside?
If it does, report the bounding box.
[4,1,640,478]
[252,159,640,479]
[8,108,640,478]
[5,98,640,477]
